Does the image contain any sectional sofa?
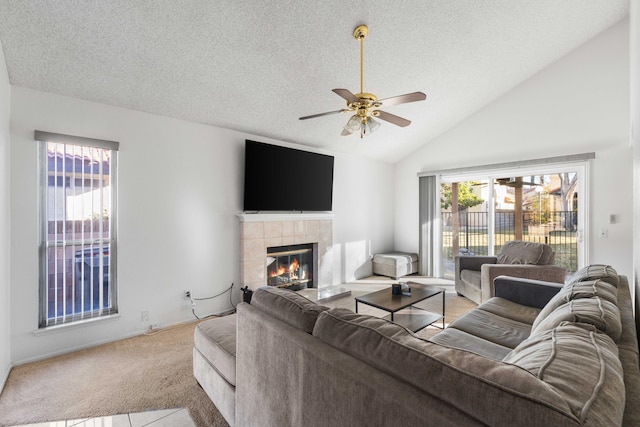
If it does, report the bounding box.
[193,265,639,426]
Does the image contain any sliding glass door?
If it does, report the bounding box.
[439,163,586,280]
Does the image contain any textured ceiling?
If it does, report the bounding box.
[0,1,630,163]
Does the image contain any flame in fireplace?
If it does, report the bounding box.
[270,257,301,279]
[289,258,299,273]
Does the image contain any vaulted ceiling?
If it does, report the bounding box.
[0,1,630,162]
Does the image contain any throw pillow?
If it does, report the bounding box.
[566,264,619,288]
[502,322,624,426]
[531,297,622,342]
[250,286,328,334]
[531,279,619,333]
[497,241,544,265]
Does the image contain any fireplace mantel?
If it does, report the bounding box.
[239,214,333,291]
[238,212,334,222]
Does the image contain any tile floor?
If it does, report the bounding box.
[8,408,195,427]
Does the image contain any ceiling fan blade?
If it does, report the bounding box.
[341,129,352,136]
[378,91,426,107]
[299,109,347,120]
[376,110,411,127]
[332,88,359,103]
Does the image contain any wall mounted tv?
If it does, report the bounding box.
[243,140,334,212]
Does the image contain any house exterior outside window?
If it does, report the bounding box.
[37,131,118,328]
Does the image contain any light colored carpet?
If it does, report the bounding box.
[0,321,227,427]
[0,276,476,427]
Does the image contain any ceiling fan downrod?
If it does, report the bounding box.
[353,25,367,96]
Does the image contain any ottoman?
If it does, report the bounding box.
[193,314,237,426]
[372,252,418,279]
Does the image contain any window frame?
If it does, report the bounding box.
[36,131,119,329]
[418,153,593,279]
[436,162,588,277]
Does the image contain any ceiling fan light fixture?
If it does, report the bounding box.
[365,116,381,134]
[344,114,362,134]
[344,115,380,139]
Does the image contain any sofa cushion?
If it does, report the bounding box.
[194,314,237,386]
[313,308,579,425]
[532,279,619,332]
[497,241,544,265]
[250,287,328,334]
[566,264,619,288]
[446,308,532,349]
[531,297,622,342]
[502,322,625,426]
[477,297,541,325]
[428,327,512,360]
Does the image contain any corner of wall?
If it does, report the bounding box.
[0,36,12,393]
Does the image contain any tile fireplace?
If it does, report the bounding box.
[238,213,333,292]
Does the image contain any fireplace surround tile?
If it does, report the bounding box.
[282,235,296,246]
[282,221,294,237]
[241,222,263,239]
[294,220,306,236]
[264,221,283,238]
[305,220,320,236]
[241,238,265,262]
[242,260,265,284]
[238,213,333,291]
[265,237,283,249]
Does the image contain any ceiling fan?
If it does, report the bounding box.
[299,24,426,138]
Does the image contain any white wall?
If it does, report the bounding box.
[0,39,12,390]
[394,19,632,278]
[9,88,394,364]
[332,153,395,283]
[631,1,640,317]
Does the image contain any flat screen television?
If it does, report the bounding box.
[243,140,334,212]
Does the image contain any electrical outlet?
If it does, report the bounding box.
[184,290,191,299]
[141,310,150,322]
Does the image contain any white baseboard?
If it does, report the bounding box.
[12,317,204,367]
[12,330,142,367]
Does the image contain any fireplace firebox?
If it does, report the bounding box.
[266,243,317,290]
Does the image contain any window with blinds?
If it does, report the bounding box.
[37,131,118,328]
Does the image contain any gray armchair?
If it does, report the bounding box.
[454,240,567,304]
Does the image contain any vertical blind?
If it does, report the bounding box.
[36,131,119,327]
[418,175,436,277]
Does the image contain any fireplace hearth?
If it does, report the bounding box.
[267,243,317,290]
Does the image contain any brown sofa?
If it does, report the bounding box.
[455,240,566,304]
[194,264,639,426]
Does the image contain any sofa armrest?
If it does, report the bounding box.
[480,264,566,302]
[493,275,564,309]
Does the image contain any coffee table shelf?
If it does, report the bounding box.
[355,283,445,332]
[382,310,444,333]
